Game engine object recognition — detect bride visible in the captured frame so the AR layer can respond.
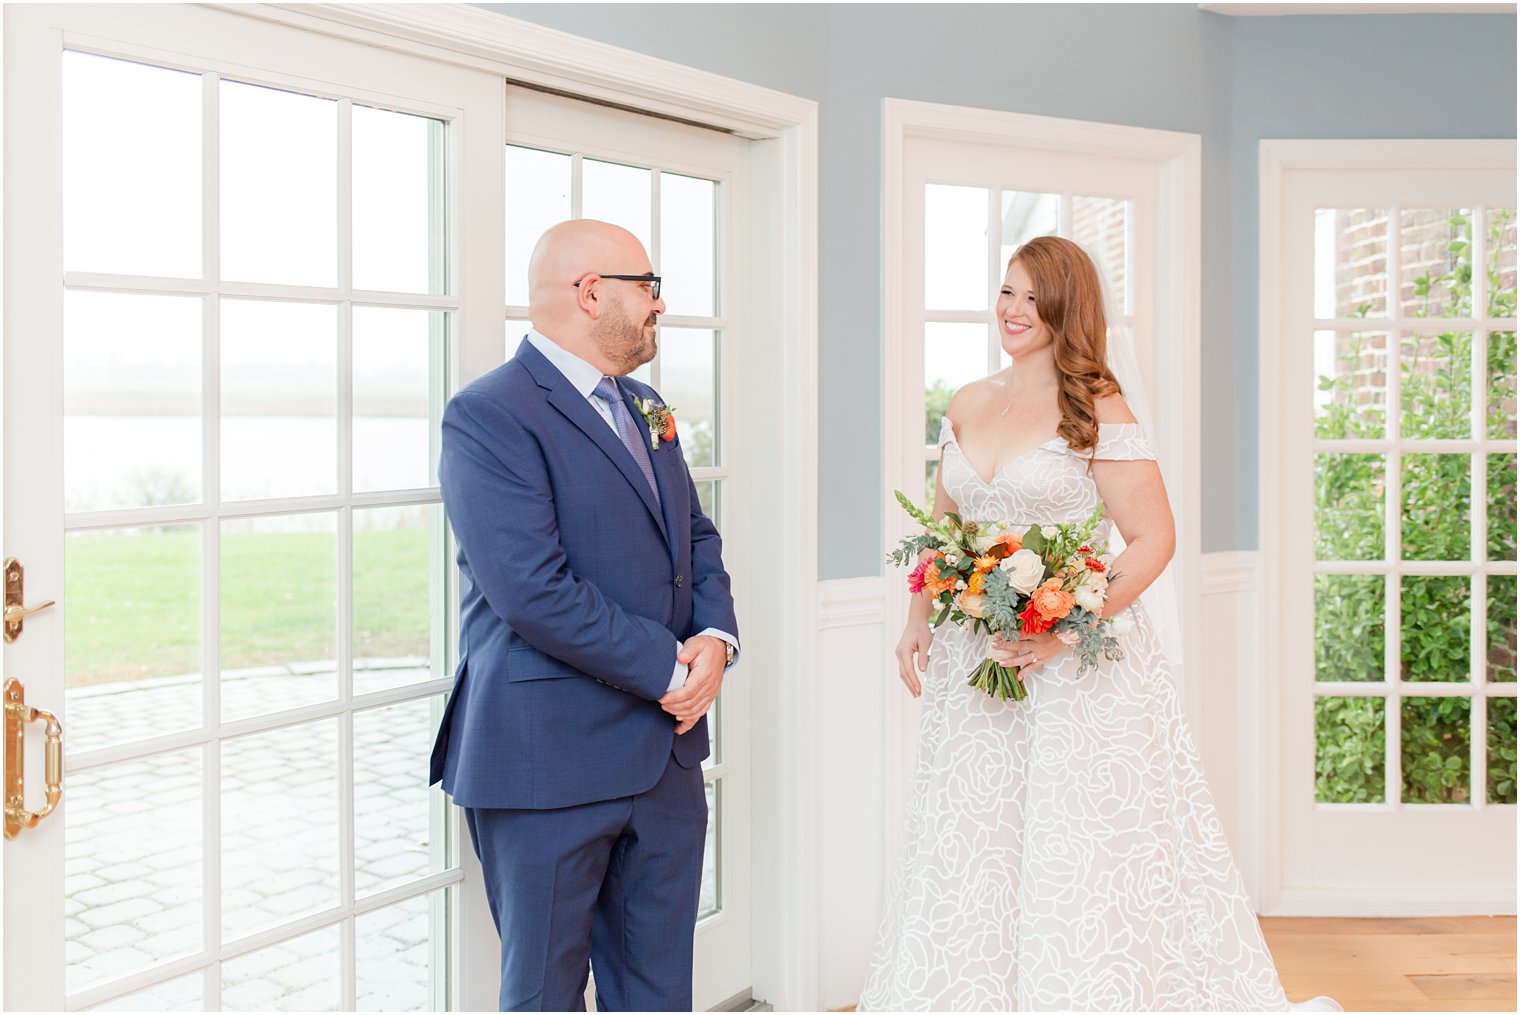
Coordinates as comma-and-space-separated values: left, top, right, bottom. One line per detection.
859, 236, 1340, 1012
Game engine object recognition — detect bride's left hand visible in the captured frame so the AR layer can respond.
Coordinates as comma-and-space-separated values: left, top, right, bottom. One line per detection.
990, 629, 1068, 677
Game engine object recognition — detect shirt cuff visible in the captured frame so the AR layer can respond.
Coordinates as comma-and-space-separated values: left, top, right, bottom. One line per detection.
667, 645, 689, 693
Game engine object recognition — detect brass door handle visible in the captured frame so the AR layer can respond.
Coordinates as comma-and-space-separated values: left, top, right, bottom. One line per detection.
3, 557, 54, 643
4, 678, 62, 839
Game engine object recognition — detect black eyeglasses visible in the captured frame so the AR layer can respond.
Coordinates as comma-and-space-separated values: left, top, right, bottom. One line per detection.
573, 273, 662, 300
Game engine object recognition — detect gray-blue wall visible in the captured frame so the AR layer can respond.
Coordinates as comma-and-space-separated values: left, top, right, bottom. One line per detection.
479, 3, 1517, 577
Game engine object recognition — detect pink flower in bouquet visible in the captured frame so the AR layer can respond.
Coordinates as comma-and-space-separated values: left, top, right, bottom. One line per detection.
907, 559, 930, 594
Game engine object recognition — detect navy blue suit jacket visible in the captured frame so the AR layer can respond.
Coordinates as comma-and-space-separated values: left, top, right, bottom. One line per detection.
429, 337, 738, 810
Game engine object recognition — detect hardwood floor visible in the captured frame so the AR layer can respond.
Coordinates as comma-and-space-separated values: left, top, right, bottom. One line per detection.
1262, 916, 1517, 1013
831, 917, 1517, 1012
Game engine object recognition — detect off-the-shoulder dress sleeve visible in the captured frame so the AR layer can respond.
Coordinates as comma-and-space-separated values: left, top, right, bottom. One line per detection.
1060, 422, 1157, 462
936, 416, 957, 450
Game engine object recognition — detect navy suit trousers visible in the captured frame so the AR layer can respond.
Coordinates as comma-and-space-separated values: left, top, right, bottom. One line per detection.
464, 753, 708, 1012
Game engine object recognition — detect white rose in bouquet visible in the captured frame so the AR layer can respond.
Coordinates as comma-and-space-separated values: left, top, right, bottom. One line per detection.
1109, 613, 1135, 636
999, 548, 1045, 594
1071, 571, 1108, 613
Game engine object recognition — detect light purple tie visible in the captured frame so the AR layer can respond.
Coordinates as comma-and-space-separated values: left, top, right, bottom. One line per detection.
593, 376, 660, 505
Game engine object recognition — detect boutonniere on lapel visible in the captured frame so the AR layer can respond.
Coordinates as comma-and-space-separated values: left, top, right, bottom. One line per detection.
634, 397, 677, 451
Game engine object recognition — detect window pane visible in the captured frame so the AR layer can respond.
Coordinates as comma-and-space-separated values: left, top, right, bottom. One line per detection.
925, 322, 991, 396
354, 506, 439, 695
925, 458, 939, 506
999, 190, 1059, 270
66, 525, 202, 755
84, 971, 203, 1011
658, 327, 717, 469
1487, 208, 1516, 318
65, 291, 202, 513
353, 105, 444, 295
1313, 330, 1386, 439
698, 779, 719, 921
1315, 575, 1384, 683
353, 307, 438, 494
1490, 574, 1517, 684
221, 922, 340, 1011
1314, 453, 1384, 561
504, 146, 571, 306
63, 52, 201, 278
222, 720, 340, 941
660, 172, 716, 317
1490, 453, 1517, 561
1072, 196, 1128, 314
1400, 331, 1471, 439
1399, 208, 1473, 319
1315, 697, 1385, 803
354, 697, 444, 896
925, 184, 990, 310
1401, 454, 1469, 561
505, 317, 530, 362
221, 300, 337, 501
66, 748, 202, 992
221, 513, 337, 721
1401, 576, 1470, 683
1314, 208, 1389, 319
1489, 330, 1516, 439
1487, 697, 1517, 804
694, 480, 717, 525
220, 80, 336, 288
357, 890, 444, 1011
582, 159, 651, 252
1401, 696, 1471, 804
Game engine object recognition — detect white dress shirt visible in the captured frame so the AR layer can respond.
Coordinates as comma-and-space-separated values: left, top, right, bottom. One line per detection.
525, 329, 738, 691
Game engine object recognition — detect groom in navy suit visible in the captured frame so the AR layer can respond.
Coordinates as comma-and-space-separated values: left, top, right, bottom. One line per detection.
430, 219, 738, 1011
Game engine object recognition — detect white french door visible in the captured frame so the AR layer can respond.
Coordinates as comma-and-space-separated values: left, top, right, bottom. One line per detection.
1263, 143, 1516, 913
882, 103, 1201, 879
499, 85, 755, 1012
3, 4, 503, 1008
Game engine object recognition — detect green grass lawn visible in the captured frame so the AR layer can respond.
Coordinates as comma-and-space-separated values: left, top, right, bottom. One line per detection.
66, 526, 430, 686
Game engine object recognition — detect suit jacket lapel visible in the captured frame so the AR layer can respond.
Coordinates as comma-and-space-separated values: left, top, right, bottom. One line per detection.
621, 386, 686, 567
518, 341, 668, 542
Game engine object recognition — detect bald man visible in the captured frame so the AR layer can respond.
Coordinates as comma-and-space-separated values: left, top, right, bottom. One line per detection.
430, 221, 738, 1011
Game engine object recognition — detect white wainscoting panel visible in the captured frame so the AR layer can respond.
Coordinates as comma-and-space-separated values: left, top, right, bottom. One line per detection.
815, 577, 886, 1010
1198, 550, 1263, 906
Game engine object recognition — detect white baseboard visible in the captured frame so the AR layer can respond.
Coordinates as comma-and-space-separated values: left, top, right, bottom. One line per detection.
1268, 885, 1518, 917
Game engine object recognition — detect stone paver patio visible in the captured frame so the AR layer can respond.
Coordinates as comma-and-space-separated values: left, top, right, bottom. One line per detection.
64, 663, 717, 1010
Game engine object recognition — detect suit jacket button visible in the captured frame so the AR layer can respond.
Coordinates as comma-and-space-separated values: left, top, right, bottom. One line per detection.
675, 575, 684, 588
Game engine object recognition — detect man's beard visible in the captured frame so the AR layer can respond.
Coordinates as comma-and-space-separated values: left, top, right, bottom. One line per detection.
592, 304, 658, 374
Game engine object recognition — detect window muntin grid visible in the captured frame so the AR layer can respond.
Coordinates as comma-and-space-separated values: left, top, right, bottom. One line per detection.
60, 49, 458, 1011
1311, 204, 1518, 810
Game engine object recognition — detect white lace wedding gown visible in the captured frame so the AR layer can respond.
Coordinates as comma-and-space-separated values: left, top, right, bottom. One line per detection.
860, 419, 1337, 1013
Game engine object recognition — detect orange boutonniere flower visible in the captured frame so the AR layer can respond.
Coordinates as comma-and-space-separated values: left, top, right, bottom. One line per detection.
634, 397, 678, 451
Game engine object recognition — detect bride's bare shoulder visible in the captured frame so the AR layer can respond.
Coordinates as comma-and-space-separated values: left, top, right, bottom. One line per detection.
1094, 391, 1138, 425
947, 374, 1004, 422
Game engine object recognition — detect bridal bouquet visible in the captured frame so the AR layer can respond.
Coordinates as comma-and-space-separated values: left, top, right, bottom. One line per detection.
888, 495, 1128, 701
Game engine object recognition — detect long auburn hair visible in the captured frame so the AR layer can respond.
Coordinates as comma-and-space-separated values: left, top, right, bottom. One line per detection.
1006, 235, 1122, 453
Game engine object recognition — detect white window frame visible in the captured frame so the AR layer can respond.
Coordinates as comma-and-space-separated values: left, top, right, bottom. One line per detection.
881, 98, 1201, 869
5, 3, 822, 1010
1257, 138, 1517, 916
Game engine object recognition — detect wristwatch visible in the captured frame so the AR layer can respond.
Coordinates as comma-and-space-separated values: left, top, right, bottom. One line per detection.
724, 642, 736, 667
